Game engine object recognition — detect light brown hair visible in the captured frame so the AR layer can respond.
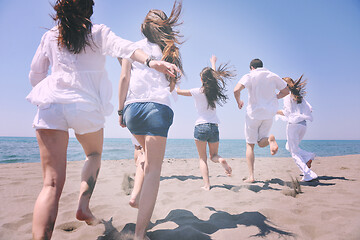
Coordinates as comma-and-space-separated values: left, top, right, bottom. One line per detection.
141, 0, 183, 83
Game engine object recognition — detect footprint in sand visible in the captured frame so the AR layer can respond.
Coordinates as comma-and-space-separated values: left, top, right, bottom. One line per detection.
56, 221, 83, 233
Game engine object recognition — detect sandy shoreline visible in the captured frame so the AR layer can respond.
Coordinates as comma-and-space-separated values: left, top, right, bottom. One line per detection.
1, 155, 360, 240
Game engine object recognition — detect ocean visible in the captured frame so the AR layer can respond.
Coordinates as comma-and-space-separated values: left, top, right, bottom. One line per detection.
0, 137, 360, 164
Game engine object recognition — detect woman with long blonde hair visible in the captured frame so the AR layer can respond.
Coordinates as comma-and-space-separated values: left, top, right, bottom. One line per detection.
118, 1, 183, 239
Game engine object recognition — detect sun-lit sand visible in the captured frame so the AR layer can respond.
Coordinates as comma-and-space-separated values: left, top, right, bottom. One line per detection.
1, 155, 360, 239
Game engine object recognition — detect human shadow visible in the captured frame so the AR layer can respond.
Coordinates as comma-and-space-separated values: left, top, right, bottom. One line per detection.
147, 207, 294, 239
211, 178, 292, 193
96, 218, 135, 240
160, 175, 202, 182
299, 175, 353, 187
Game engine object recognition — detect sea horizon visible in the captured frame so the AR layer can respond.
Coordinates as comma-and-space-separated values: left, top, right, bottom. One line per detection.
1, 136, 360, 164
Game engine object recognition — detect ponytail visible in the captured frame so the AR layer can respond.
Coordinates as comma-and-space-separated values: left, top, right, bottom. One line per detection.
283, 75, 307, 104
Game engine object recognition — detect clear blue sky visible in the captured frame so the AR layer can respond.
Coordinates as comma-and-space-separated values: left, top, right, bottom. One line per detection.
0, 0, 359, 140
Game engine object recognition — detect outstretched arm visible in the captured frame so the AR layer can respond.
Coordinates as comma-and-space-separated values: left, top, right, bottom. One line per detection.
210, 55, 217, 70
130, 49, 180, 78
118, 58, 132, 128
233, 82, 245, 109
176, 87, 192, 96
277, 86, 290, 99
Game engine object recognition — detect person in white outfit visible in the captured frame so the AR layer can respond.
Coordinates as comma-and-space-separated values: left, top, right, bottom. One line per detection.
117, 1, 183, 239
176, 55, 235, 191
277, 75, 318, 182
27, 1, 179, 239
234, 58, 289, 183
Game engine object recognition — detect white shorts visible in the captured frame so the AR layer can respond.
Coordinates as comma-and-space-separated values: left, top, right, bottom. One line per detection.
245, 115, 273, 144
33, 103, 105, 135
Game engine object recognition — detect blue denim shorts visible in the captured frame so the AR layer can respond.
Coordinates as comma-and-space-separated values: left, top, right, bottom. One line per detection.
123, 102, 174, 137
194, 123, 219, 143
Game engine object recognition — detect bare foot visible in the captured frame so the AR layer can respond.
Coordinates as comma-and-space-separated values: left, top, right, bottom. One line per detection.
129, 197, 139, 209
268, 135, 278, 155
306, 159, 312, 168
76, 209, 100, 225
219, 159, 232, 176
243, 177, 255, 183
201, 186, 210, 191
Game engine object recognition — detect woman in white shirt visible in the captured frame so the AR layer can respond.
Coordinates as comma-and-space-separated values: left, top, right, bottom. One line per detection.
27, 1, 179, 239
177, 55, 235, 191
277, 75, 318, 182
117, 1, 183, 239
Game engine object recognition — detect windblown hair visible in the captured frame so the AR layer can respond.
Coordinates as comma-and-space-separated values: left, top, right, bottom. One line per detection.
52, 0, 95, 54
200, 64, 236, 109
141, 0, 183, 83
283, 75, 307, 104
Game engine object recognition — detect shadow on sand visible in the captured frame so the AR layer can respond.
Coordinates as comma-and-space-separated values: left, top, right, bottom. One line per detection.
97, 207, 294, 240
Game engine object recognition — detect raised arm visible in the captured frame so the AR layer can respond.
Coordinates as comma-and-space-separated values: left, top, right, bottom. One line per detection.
233, 82, 245, 109
118, 58, 132, 127
210, 55, 217, 70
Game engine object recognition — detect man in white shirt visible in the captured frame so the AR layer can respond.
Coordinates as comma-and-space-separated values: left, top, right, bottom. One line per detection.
234, 59, 289, 183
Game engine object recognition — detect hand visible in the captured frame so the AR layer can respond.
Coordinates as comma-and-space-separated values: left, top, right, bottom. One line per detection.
238, 100, 244, 109
210, 55, 217, 64
149, 60, 181, 78
119, 116, 126, 128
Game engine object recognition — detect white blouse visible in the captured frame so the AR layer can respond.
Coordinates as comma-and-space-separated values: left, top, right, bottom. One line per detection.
190, 87, 220, 125
282, 94, 313, 123
124, 38, 173, 108
26, 24, 137, 116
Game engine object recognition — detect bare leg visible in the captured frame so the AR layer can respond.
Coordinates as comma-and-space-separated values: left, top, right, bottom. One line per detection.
129, 135, 146, 208
208, 142, 232, 176
32, 129, 69, 240
130, 151, 145, 208
258, 134, 278, 155
195, 140, 210, 190
134, 135, 166, 240
244, 143, 255, 183
75, 129, 103, 225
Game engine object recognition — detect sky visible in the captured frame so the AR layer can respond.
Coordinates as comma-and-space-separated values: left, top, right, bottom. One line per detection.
0, 0, 359, 140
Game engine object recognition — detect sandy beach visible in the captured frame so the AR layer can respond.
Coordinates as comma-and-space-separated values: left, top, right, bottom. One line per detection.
1, 154, 360, 240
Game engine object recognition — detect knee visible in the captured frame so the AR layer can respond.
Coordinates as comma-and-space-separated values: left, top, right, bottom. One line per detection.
43, 175, 65, 197
86, 152, 102, 161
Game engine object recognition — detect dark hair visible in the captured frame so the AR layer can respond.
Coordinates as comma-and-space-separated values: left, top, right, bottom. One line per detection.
250, 59, 263, 69
52, 0, 95, 54
200, 64, 236, 109
141, 0, 183, 83
283, 75, 307, 104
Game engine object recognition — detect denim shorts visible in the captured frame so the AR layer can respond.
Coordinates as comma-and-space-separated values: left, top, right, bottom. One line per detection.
194, 123, 219, 143
123, 102, 174, 137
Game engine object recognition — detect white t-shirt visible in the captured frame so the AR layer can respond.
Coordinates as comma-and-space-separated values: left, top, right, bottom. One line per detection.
124, 38, 173, 109
282, 95, 313, 123
26, 24, 136, 116
190, 87, 220, 125
239, 67, 287, 120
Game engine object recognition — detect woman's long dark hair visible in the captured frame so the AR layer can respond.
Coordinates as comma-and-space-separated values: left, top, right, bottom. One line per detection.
200, 64, 236, 109
52, 0, 94, 54
141, 0, 183, 84
283, 75, 307, 104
